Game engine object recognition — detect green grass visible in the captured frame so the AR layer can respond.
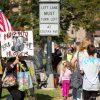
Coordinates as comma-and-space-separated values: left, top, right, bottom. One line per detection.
36, 89, 57, 100
1, 88, 29, 100
1, 87, 63, 100
1, 89, 9, 100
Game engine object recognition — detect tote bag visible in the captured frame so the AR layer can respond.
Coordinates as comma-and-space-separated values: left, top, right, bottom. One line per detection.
17, 71, 33, 91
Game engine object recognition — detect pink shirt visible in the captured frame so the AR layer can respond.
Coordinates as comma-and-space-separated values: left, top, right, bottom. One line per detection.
59, 68, 72, 82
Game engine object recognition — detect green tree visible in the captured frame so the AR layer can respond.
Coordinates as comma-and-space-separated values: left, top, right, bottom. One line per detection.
1, 0, 100, 43
60, 0, 100, 32
1, 0, 40, 43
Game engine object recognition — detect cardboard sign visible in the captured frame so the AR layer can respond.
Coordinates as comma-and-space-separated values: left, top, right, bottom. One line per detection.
1, 31, 34, 57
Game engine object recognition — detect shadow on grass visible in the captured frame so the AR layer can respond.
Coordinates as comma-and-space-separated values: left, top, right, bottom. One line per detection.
36, 94, 53, 100
1, 94, 9, 99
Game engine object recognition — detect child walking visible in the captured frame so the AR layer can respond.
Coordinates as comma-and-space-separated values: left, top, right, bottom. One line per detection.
58, 60, 72, 100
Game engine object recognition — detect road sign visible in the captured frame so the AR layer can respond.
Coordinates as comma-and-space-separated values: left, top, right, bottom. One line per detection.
39, 0, 60, 2
40, 24, 59, 36
40, 3, 59, 23
39, 3, 59, 36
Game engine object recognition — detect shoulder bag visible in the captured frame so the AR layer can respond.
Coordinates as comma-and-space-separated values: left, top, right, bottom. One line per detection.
2, 68, 17, 88
17, 63, 33, 91
71, 52, 83, 89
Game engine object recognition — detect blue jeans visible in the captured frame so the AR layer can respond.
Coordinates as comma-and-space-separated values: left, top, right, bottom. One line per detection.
72, 88, 82, 99
6, 95, 12, 100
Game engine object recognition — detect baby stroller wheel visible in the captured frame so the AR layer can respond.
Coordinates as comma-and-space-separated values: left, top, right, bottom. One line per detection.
43, 84, 47, 88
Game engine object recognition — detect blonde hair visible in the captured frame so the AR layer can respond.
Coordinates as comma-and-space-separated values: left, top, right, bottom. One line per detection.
79, 37, 91, 51
57, 60, 71, 74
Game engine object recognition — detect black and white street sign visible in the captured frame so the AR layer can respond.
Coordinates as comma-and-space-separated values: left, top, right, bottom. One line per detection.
39, 0, 60, 2
39, 2, 60, 36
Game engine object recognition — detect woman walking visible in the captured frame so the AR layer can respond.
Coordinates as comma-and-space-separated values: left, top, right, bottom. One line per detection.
80, 44, 100, 100
5, 55, 28, 100
71, 37, 92, 100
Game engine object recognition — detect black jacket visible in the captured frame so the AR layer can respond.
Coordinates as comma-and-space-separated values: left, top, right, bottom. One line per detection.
6, 57, 28, 78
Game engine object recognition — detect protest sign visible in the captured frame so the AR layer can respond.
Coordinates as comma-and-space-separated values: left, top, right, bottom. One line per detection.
1, 31, 34, 57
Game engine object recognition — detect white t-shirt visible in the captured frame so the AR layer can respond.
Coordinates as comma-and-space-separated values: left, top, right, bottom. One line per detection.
81, 57, 100, 91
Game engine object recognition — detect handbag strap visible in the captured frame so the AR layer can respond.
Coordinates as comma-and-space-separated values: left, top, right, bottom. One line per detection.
76, 52, 80, 70
75, 52, 81, 77
18, 62, 26, 72
2, 68, 7, 81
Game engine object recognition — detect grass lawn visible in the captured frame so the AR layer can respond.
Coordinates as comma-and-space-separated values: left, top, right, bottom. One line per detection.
1, 87, 100, 100
1, 86, 63, 100
1, 88, 9, 100
35, 87, 62, 100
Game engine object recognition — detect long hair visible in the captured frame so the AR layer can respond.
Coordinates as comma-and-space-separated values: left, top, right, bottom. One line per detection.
79, 37, 92, 51
57, 60, 65, 75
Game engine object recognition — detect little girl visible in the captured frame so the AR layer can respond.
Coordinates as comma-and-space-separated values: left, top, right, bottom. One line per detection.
58, 60, 72, 100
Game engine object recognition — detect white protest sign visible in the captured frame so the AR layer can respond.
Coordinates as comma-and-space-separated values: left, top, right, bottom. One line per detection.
1, 31, 34, 57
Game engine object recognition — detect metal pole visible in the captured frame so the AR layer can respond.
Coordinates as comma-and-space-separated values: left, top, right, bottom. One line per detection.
46, 36, 53, 74
46, 36, 54, 88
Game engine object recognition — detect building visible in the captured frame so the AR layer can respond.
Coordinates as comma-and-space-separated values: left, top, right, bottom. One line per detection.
93, 30, 100, 47
67, 24, 86, 42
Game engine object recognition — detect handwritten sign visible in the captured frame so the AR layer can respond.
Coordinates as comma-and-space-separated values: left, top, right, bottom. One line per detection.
1, 31, 34, 57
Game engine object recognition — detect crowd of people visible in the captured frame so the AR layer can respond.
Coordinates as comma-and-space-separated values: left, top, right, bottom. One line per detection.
56, 37, 100, 100
0, 37, 99, 100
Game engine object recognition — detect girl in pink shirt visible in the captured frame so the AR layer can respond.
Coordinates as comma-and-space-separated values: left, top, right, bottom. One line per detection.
59, 60, 72, 100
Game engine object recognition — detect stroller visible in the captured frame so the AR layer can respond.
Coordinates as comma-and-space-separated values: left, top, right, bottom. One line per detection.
35, 69, 48, 89
39, 72, 48, 88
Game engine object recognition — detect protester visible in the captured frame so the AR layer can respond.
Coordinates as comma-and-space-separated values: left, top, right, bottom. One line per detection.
80, 44, 100, 100
5, 55, 28, 100
0, 57, 7, 99
24, 56, 36, 97
71, 37, 92, 100
58, 60, 72, 100
0, 64, 2, 99
52, 44, 62, 72
66, 50, 73, 62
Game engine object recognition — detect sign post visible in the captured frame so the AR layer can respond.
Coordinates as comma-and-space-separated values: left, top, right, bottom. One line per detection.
39, 0, 60, 88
